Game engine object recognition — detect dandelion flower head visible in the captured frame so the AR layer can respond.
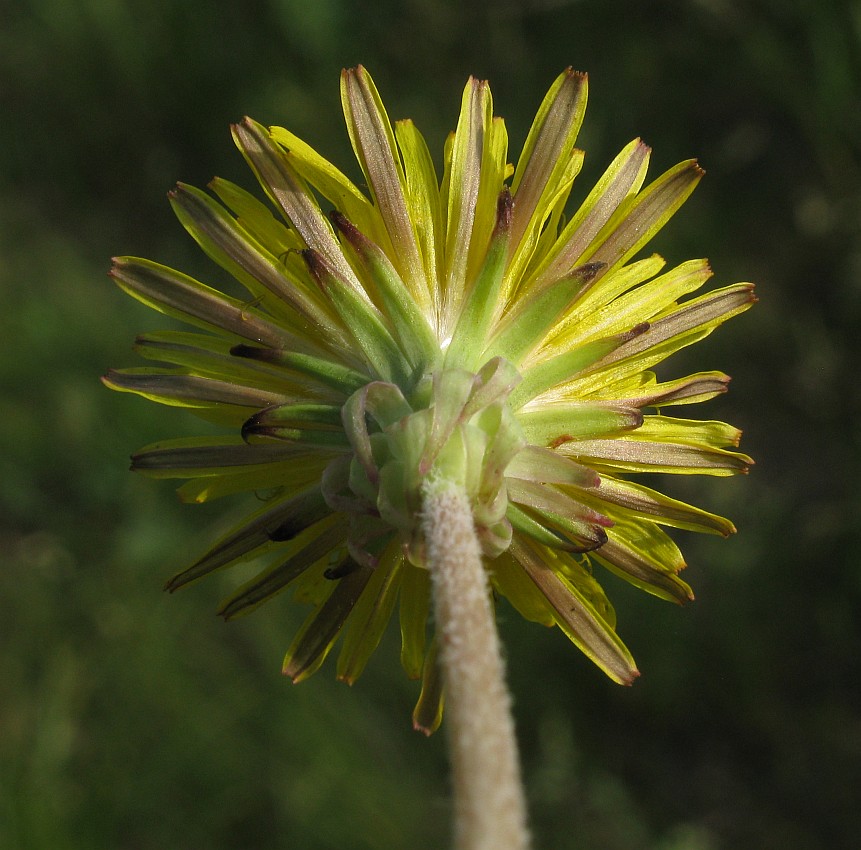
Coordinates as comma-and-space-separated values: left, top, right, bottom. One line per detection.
105, 67, 755, 733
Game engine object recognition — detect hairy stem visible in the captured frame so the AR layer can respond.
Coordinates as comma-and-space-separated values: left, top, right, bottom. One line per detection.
421, 477, 530, 850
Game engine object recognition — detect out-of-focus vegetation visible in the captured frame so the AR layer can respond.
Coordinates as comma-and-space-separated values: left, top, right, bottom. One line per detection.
2, 1, 859, 848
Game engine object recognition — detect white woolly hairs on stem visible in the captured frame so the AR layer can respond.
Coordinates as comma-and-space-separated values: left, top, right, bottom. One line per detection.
421, 476, 530, 850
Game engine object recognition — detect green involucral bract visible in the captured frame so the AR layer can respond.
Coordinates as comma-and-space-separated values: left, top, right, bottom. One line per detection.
105, 65, 755, 734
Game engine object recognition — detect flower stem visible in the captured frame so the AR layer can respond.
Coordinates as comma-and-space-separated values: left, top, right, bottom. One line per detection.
421, 477, 531, 850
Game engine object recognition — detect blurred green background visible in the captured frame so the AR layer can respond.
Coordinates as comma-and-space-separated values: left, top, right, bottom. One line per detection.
2, 0, 859, 848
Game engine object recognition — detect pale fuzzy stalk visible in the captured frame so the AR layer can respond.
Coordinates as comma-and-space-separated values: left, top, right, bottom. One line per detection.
421, 478, 531, 850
